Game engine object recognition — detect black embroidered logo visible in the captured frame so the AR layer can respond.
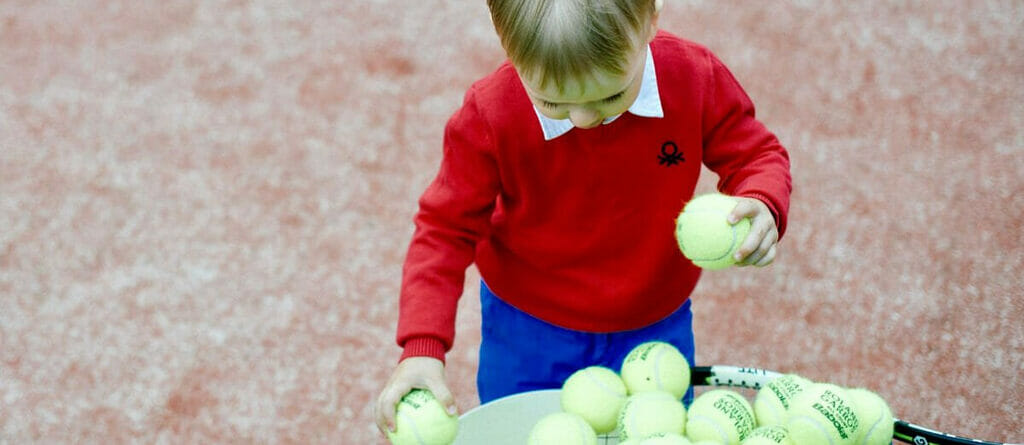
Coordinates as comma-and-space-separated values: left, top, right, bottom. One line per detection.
658, 141, 684, 166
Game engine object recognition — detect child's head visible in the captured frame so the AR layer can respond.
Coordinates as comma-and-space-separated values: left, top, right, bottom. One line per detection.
487, 0, 662, 128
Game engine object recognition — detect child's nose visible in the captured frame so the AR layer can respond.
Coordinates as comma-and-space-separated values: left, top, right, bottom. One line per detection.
569, 107, 602, 129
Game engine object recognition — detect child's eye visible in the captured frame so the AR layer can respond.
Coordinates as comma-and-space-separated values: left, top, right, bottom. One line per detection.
540, 100, 560, 108
601, 92, 624, 104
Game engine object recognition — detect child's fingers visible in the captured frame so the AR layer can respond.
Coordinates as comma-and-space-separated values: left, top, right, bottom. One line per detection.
727, 199, 760, 224
426, 379, 458, 416
376, 372, 456, 437
376, 383, 410, 434
735, 216, 778, 265
754, 244, 777, 267
740, 235, 778, 266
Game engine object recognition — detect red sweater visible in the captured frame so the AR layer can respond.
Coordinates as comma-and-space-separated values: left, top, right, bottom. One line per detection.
398, 31, 792, 361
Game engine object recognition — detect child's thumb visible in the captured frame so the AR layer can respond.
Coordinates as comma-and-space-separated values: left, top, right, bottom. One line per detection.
728, 199, 755, 224
428, 381, 458, 416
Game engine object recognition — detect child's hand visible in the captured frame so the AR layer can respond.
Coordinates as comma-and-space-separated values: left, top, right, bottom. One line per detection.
375, 356, 456, 435
728, 197, 779, 267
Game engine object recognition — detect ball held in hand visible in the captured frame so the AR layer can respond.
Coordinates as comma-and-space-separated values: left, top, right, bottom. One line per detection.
674, 193, 750, 270
386, 389, 458, 445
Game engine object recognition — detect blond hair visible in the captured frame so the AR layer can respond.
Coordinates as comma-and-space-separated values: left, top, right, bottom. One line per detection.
488, 0, 657, 92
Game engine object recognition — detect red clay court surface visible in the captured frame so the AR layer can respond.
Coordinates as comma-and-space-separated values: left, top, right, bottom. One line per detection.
1, 1, 1021, 444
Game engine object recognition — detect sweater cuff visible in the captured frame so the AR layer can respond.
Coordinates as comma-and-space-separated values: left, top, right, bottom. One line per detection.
400, 337, 447, 364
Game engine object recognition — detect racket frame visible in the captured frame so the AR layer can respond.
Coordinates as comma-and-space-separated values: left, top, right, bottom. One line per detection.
691, 365, 1009, 445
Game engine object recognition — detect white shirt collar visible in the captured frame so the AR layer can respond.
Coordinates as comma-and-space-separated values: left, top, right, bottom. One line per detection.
533, 44, 664, 141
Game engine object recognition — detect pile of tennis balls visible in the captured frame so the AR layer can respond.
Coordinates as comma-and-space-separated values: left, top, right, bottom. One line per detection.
528, 341, 894, 445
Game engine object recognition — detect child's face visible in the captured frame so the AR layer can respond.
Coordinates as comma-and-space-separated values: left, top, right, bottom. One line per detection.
519, 43, 648, 130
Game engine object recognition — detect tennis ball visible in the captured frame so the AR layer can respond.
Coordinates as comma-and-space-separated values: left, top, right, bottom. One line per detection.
618, 391, 687, 441
640, 432, 694, 444
785, 383, 860, 445
742, 425, 795, 445
527, 412, 598, 445
753, 374, 813, 426
560, 366, 628, 433
674, 193, 750, 270
685, 389, 756, 445
620, 341, 691, 399
846, 388, 894, 445
386, 389, 458, 445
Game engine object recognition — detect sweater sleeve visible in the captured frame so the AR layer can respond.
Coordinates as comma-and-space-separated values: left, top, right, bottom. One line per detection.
700, 53, 793, 237
396, 86, 500, 362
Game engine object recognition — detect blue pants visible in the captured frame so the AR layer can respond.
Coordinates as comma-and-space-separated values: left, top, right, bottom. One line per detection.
477, 281, 695, 405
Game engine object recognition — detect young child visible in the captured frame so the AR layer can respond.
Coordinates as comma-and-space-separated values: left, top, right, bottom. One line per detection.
376, 0, 791, 434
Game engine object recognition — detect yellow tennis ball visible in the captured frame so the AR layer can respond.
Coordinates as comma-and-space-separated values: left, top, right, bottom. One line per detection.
527, 412, 598, 445
753, 374, 813, 426
785, 384, 860, 445
620, 341, 691, 399
846, 388, 894, 445
561, 366, 628, 434
640, 432, 694, 444
742, 425, 795, 445
618, 391, 687, 441
674, 193, 750, 270
386, 389, 458, 445
685, 389, 757, 445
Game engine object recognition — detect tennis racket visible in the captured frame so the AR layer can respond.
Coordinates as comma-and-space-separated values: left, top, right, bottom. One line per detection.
694, 365, 1015, 445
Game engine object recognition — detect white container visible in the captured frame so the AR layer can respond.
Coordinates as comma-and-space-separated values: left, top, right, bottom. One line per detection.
453, 389, 621, 445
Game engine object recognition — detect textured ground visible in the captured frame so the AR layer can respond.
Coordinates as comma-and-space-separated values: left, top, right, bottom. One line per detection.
1, 1, 1021, 444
